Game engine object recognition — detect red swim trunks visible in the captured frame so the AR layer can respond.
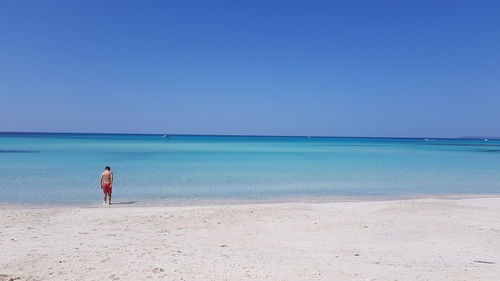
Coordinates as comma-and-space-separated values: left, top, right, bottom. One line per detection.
102, 183, 112, 194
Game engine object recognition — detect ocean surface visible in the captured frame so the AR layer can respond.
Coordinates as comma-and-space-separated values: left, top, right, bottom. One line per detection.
1, 133, 500, 203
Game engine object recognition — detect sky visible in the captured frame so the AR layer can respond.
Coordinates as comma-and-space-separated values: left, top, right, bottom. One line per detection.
0, 0, 499, 137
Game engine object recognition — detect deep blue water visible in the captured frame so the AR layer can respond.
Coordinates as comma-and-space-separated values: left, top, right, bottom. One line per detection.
1, 133, 499, 203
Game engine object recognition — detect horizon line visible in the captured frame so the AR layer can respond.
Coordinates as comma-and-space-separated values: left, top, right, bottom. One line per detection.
0, 131, 498, 140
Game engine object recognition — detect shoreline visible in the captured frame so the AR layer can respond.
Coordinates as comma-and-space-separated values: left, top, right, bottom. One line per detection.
1, 192, 500, 208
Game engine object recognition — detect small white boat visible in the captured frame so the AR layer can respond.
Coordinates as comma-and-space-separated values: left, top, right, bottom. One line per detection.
162, 135, 169, 138
484, 138, 489, 142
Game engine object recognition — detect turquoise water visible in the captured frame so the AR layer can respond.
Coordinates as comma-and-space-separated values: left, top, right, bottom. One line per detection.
1, 133, 500, 203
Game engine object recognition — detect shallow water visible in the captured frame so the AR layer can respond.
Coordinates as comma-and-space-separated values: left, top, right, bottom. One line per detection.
1, 133, 499, 203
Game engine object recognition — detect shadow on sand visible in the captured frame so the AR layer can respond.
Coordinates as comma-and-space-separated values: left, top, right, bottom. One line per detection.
110, 201, 137, 205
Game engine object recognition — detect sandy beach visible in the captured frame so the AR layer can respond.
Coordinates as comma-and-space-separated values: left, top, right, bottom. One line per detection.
1, 197, 500, 281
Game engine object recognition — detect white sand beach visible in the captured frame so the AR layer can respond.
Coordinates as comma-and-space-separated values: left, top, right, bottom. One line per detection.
1, 197, 500, 281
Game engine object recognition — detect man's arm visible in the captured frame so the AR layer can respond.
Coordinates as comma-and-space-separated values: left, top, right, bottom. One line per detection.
110, 172, 113, 186
100, 174, 103, 188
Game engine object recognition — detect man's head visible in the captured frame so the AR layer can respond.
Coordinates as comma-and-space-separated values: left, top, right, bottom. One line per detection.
105, 166, 111, 171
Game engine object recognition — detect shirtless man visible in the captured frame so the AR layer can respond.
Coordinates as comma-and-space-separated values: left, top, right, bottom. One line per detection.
100, 166, 113, 205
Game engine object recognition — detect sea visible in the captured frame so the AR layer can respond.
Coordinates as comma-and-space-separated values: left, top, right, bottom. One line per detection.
1, 132, 499, 204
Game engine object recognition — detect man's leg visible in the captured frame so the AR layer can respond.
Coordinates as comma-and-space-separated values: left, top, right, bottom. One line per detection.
108, 193, 111, 205
103, 193, 107, 203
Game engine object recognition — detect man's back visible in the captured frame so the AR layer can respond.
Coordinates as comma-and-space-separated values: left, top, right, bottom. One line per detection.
101, 171, 113, 183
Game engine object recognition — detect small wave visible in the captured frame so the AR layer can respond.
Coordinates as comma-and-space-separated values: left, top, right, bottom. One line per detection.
0, 150, 39, 153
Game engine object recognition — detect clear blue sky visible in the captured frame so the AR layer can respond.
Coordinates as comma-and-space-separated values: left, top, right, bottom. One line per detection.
0, 0, 499, 137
